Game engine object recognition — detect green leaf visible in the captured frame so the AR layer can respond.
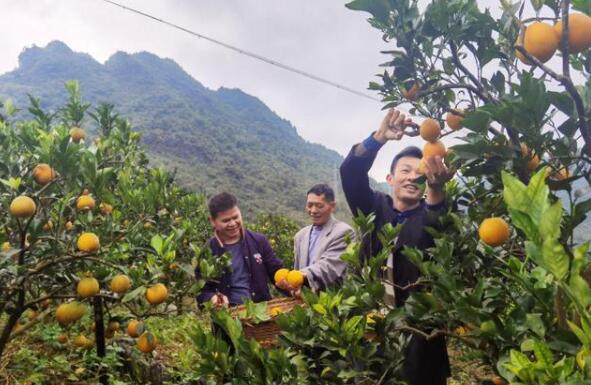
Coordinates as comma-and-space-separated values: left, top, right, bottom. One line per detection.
502, 171, 528, 211
539, 200, 563, 240
525, 314, 546, 337
345, 0, 391, 23
542, 238, 569, 281
533, 340, 553, 367
462, 109, 491, 134
568, 320, 591, 346
548, 91, 575, 115
570, 275, 591, 308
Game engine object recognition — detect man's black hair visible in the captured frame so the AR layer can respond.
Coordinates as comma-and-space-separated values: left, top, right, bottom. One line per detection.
208, 192, 238, 218
390, 146, 423, 174
307, 183, 335, 202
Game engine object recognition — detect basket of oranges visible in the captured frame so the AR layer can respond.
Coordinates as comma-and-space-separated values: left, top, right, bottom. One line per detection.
229, 269, 305, 347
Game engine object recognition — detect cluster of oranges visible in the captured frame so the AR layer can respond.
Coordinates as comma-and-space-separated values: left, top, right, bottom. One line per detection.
273, 268, 304, 289
416, 111, 463, 174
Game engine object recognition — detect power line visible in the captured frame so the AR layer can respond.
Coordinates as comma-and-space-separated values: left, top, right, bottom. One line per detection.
99, 0, 381, 102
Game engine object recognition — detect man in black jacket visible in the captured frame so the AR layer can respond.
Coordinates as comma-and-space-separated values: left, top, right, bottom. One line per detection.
340, 108, 455, 385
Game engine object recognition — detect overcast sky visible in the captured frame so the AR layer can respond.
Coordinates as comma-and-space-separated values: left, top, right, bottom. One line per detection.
0, 0, 556, 182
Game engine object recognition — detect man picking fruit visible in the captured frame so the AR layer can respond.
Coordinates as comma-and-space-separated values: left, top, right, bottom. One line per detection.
195, 192, 284, 307
340, 108, 455, 385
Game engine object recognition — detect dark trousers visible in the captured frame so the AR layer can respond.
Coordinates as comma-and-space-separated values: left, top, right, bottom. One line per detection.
404, 334, 450, 385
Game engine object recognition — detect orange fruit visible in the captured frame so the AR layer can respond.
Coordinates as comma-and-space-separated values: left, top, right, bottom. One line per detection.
127, 320, 144, 338
554, 13, 591, 53
520, 144, 541, 171
274, 268, 289, 284
69, 127, 86, 143
479, 217, 510, 247
110, 274, 131, 294
77, 232, 100, 253
65, 221, 74, 231
76, 195, 96, 211
401, 82, 419, 101
57, 334, 69, 344
137, 332, 158, 353
419, 118, 441, 142
446, 109, 464, 130
55, 302, 86, 325
423, 140, 446, 158
270, 307, 283, 317
521, 22, 559, 63
10, 196, 36, 218
43, 220, 53, 231
143, 222, 153, 229
145, 283, 168, 305
1, 242, 10, 252
287, 270, 305, 288
99, 202, 113, 215
108, 321, 120, 332
491, 376, 506, 385
77, 277, 100, 298
32, 163, 56, 185
74, 334, 91, 348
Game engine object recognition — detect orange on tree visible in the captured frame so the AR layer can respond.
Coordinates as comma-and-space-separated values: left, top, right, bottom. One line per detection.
287, 270, 305, 288
401, 82, 420, 101
55, 301, 86, 325
43, 220, 53, 231
1, 242, 10, 252
69, 127, 86, 143
145, 283, 168, 305
554, 13, 591, 54
446, 109, 464, 130
274, 268, 289, 284
520, 144, 541, 171
77, 232, 100, 253
479, 217, 511, 247
423, 140, 446, 158
519, 22, 559, 63
108, 321, 120, 332
110, 274, 131, 294
65, 221, 74, 231
127, 319, 144, 338
9, 196, 36, 218
76, 195, 96, 211
419, 118, 441, 142
99, 202, 113, 215
77, 276, 100, 298
32, 163, 56, 185
74, 334, 91, 348
137, 332, 158, 353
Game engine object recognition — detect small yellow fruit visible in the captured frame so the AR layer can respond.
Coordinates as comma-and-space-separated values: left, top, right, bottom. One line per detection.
401, 82, 419, 101
33, 163, 56, 185
419, 118, 441, 143
70, 127, 86, 143
74, 334, 91, 348
55, 302, 86, 325
108, 321, 120, 332
10, 196, 37, 218
76, 195, 96, 211
143, 222, 153, 229
77, 232, 100, 253
520, 144, 541, 171
77, 277, 100, 298
99, 203, 113, 215
287, 270, 305, 288
479, 217, 511, 247
27, 310, 37, 321
423, 140, 447, 158
274, 268, 289, 284
65, 221, 74, 231
554, 13, 591, 54
270, 307, 283, 317
43, 220, 53, 231
145, 283, 168, 305
1, 242, 10, 252
110, 274, 131, 294
446, 109, 464, 130
127, 320, 144, 338
137, 332, 158, 353
57, 334, 69, 344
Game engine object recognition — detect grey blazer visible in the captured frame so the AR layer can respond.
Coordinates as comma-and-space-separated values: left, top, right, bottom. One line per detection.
293, 216, 354, 291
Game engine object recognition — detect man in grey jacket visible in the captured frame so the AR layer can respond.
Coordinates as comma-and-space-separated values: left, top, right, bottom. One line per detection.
290, 184, 354, 292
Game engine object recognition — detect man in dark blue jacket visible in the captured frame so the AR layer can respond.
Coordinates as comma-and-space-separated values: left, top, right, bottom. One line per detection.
340, 108, 455, 385
196, 192, 284, 307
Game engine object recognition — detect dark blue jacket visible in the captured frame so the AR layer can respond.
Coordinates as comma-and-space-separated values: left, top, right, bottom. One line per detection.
195, 229, 284, 305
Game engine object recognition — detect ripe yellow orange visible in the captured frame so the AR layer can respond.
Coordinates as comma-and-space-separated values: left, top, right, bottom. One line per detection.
137, 332, 158, 353
520, 144, 541, 171
274, 268, 289, 284
70, 127, 86, 143
74, 334, 91, 348
43, 220, 53, 231
99, 202, 113, 215
521, 22, 559, 63
77, 277, 100, 298
401, 82, 419, 101
10, 196, 36, 218
65, 221, 74, 231
33, 163, 56, 185
76, 195, 96, 211
419, 118, 441, 142
145, 283, 168, 305
1, 242, 10, 252
423, 140, 447, 158
446, 109, 464, 130
77, 232, 100, 253
287, 270, 305, 288
55, 302, 86, 325
127, 319, 144, 338
554, 13, 591, 53
479, 217, 510, 247
270, 307, 283, 317
110, 274, 131, 294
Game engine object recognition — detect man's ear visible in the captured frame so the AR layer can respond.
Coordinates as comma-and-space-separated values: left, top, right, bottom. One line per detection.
329, 201, 337, 213
208, 216, 215, 228
386, 173, 395, 186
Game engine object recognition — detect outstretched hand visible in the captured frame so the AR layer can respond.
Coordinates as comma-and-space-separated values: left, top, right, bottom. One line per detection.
374, 108, 419, 144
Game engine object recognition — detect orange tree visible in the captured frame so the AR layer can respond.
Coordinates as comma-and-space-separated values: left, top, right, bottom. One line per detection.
0, 81, 228, 379
186, 1, 591, 384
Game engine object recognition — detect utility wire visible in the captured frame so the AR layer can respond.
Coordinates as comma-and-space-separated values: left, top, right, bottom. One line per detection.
99, 0, 381, 102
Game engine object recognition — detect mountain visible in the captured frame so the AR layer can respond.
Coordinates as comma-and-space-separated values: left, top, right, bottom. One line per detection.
0, 41, 367, 221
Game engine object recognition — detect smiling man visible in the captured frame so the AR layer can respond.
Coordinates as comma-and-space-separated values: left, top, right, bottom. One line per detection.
286, 184, 354, 292
195, 192, 284, 307
340, 108, 455, 385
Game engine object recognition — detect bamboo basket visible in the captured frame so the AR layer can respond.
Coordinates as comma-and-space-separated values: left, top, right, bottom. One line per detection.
230, 297, 304, 348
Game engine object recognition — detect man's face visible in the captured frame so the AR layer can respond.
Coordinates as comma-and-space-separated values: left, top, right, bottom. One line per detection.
387, 156, 423, 204
210, 206, 243, 241
306, 193, 335, 226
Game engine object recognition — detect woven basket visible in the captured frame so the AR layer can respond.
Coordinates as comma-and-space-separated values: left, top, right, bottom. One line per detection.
230, 297, 304, 348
